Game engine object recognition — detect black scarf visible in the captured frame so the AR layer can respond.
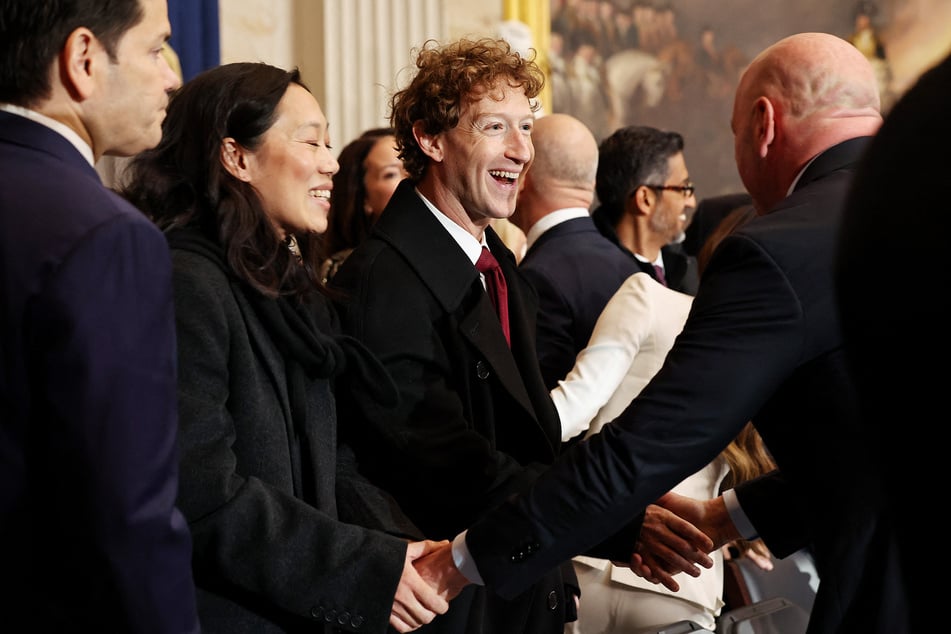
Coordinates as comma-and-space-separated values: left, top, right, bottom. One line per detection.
166, 227, 399, 427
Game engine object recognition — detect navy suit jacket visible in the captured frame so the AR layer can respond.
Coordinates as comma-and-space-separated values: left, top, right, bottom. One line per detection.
519, 215, 641, 390
0, 111, 199, 632
333, 180, 574, 634
464, 138, 907, 633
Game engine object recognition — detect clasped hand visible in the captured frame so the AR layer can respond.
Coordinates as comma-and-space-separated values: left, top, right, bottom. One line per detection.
390, 539, 469, 632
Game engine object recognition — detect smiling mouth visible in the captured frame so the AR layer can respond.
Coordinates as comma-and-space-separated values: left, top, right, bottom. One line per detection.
311, 190, 331, 201
489, 170, 519, 185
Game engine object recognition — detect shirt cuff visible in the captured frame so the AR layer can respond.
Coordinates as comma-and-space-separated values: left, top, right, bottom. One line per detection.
722, 488, 759, 540
451, 530, 485, 585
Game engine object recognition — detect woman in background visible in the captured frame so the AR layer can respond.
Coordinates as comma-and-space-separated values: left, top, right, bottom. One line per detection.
321, 127, 407, 282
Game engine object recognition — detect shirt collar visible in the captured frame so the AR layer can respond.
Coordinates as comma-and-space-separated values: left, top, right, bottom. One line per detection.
787, 153, 821, 196
416, 187, 488, 264
525, 207, 590, 250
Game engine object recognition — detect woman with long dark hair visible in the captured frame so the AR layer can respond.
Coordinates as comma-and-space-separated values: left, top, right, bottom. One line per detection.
120, 61, 446, 633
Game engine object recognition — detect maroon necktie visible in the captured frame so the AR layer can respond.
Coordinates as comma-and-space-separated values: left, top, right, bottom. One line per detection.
653, 264, 668, 287
476, 247, 510, 346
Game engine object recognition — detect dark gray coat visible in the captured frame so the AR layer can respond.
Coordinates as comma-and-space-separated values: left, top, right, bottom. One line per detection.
170, 229, 409, 633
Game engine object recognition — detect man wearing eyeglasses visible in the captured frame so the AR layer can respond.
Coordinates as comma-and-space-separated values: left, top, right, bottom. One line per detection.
590, 125, 699, 295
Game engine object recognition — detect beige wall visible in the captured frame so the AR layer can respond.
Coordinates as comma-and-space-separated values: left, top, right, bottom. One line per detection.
218, 0, 502, 150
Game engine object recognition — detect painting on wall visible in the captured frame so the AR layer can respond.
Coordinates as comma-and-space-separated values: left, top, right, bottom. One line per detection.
549, 0, 951, 197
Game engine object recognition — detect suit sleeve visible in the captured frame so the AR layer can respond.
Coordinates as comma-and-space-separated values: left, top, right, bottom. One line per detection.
37, 215, 199, 633
734, 470, 812, 557
465, 233, 808, 598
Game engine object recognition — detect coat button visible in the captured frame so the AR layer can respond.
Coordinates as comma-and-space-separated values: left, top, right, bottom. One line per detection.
548, 590, 558, 610
310, 605, 323, 619
476, 360, 489, 379
338, 611, 351, 625
324, 608, 337, 623
351, 614, 365, 629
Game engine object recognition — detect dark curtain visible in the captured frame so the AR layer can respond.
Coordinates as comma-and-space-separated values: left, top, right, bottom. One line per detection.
167, 0, 220, 82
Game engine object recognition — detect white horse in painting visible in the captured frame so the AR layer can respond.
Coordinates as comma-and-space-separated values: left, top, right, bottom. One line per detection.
602, 48, 669, 128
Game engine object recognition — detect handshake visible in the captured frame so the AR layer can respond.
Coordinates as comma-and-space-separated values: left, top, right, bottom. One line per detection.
388, 492, 752, 632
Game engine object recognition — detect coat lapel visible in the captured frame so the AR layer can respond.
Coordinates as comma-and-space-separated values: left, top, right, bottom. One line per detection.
373, 182, 540, 424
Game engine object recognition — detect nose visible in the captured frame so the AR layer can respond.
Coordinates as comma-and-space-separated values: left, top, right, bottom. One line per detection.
506, 129, 533, 165
160, 44, 182, 92
320, 152, 340, 177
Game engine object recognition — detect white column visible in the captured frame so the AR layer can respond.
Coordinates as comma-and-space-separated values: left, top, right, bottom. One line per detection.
306, 0, 446, 149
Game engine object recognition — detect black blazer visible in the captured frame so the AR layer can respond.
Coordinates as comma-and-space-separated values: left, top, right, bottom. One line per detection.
835, 51, 951, 633
0, 111, 198, 632
519, 215, 641, 390
333, 180, 573, 634
464, 138, 907, 633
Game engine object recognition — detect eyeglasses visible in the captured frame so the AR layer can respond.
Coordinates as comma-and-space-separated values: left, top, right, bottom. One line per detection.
644, 182, 696, 198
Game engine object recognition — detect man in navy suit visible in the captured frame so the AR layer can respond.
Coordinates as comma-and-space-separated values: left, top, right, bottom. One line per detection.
590, 125, 700, 296
511, 113, 640, 393
0, 1, 198, 631
416, 32, 909, 633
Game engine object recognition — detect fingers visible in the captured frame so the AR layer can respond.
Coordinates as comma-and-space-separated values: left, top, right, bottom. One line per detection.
412, 540, 470, 602
639, 508, 714, 571
633, 553, 681, 591
660, 512, 715, 555
390, 542, 451, 631
742, 543, 774, 571
406, 539, 451, 559
389, 609, 418, 632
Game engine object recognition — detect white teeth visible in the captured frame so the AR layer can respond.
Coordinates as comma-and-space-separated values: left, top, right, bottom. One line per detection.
311, 190, 331, 200
489, 170, 519, 180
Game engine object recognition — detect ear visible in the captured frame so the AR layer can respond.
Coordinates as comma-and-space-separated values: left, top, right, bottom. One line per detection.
221, 138, 253, 182
61, 27, 102, 101
413, 120, 443, 163
629, 184, 654, 216
753, 96, 776, 159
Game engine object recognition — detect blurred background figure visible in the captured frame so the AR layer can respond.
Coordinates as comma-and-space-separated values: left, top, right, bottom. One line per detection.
847, 1, 894, 109
321, 127, 407, 283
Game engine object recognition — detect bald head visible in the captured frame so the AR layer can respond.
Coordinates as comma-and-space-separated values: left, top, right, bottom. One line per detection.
513, 113, 599, 232
732, 32, 883, 213
531, 113, 599, 188
741, 32, 881, 119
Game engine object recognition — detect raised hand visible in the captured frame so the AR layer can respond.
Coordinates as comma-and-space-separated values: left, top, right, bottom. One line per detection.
389, 540, 451, 632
